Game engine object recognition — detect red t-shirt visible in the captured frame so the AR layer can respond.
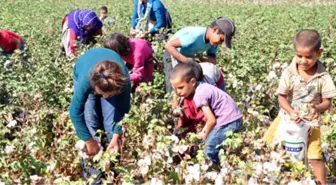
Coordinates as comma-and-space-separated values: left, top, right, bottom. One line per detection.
0, 30, 24, 53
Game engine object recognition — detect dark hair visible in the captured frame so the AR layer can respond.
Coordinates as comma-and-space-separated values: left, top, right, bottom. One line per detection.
294, 29, 321, 51
188, 61, 203, 81
90, 60, 128, 94
100, 6, 108, 12
170, 62, 198, 82
104, 33, 131, 56
210, 20, 224, 35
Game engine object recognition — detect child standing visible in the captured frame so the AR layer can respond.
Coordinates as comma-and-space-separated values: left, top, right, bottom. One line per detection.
170, 62, 242, 163
264, 29, 336, 184
99, 6, 114, 25
103, 33, 154, 92
164, 17, 235, 93
61, 9, 103, 58
0, 30, 24, 56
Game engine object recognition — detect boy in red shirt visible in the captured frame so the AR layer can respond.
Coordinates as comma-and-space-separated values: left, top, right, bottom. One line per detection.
0, 30, 24, 56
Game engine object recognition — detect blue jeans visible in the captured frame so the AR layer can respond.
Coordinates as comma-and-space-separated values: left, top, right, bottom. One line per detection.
204, 118, 242, 164
73, 80, 130, 183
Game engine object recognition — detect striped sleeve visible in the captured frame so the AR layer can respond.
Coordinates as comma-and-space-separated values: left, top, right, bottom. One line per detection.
276, 69, 291, 95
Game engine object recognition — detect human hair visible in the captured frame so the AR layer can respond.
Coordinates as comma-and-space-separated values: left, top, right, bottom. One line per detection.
104, 33, 131, 56
210, 20, 224, 35
294, 29, 321, 52
90, 60, 128, 94
170, 62, 198, 82
100, 6, 108, 12
188, 61, 203, 81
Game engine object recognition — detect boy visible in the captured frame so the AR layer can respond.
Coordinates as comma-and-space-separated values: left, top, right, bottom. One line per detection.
99, 6, 114, 25
264, 29, 336, 184
170, 62, 242, 163
172, 62, 226, 138
164, 17, 235, 93
0, 30, 24, 56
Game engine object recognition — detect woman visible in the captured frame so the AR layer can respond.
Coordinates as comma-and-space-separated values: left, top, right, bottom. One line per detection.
69, 47, 131, 182
62, 9, 103, 58
130, 0, 172, 39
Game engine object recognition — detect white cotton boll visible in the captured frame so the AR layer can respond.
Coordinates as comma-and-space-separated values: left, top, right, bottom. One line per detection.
7, 120, 17, 128
172, 145, 188, 154
232, 79, 238, 88
248, 87, 254, 93
205, 172, 217, 181
75, 140, 86, 150
0, 181, 5, 185
255, 84, 262, 91
288, 180, 302, 185
281, 63, 288, 70
4, 60, 12, 68
201, 164, 209, 171
150, 178, 163, 185
248, 177, 257, 185
122, 181, 134, 185
168, 135, 179, 144
47, 162, 57, 172
272, 62, 281, 69
321, 142, 328, 150
5, 145, 15, 154
215, 176, 224, 185
267, 71, 278, 81
30, 175, 42, 181
186, 164, 201, 182
332, 114, 336, 121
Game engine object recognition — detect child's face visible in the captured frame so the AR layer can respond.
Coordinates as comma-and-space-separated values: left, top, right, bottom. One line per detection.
209, 27, 225, 46
294, 46, 322, 72
100, 10, 107, 18
170, 77, 197, 98
84, 24, 94, 30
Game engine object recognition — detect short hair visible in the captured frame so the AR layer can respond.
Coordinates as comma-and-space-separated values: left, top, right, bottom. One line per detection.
170, 62, 198, 82
104, 33, 131, 56
100, 6, 108, 12
188, 61, 203, 81
90, 60, 128, 94
294, 29, 321, 51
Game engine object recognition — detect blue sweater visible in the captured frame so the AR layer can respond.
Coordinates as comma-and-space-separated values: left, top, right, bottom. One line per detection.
69, 48, 131, 141
131, 0, 169, 33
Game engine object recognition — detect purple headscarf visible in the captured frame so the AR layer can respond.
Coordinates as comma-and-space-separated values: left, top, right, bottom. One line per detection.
67, 9, 102, 43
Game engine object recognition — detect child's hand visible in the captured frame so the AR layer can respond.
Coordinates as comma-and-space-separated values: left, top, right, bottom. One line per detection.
130, 28, 137, 36
85, 138, 100, 157
198, 130, 207, 141
310, 104, 320, 121
290, 110, 301, 123
107, 138, 120, 153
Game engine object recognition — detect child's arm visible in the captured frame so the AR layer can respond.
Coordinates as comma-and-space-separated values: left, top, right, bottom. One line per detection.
165, 39, 194, 63
199, 106, 216, 140
312, 98, 331, 113
278, 94, 301, 123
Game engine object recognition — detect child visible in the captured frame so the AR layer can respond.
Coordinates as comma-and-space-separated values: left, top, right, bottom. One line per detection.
61, 9, 103, 58
69, 47, 131, 182
164, 17, 235, 93
263, 29, 336, 184
0, 30, 24, 56
103, 33, 154, 92
130, 0, 172, 39
99, 6, 114, 25
170, 62, 243, 163
173, 62, 226, 138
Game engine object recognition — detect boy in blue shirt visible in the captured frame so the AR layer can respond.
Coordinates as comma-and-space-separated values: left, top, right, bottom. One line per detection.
164, 17, 235, 93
